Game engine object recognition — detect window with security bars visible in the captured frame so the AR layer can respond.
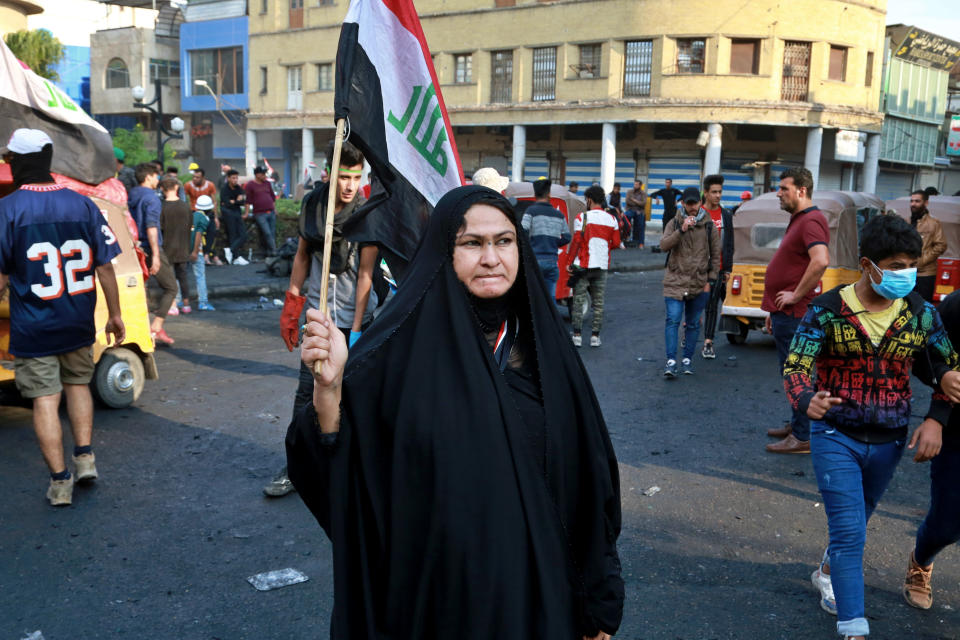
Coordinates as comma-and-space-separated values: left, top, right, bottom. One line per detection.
623, 40, 652, 96
531, 46, 556, 101
676, 38, 705, 73
490, 50, 512, 102
150, 58, 179, 86
454, 53, 472, 84
578, 43, 601, 78
106, 58, 129, 89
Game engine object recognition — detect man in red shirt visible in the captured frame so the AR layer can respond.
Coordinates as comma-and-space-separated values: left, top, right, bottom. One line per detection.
567, 185, 620, 347
762, 167, 830, 454
244, 166, 278, 257
183, 167, 221, 265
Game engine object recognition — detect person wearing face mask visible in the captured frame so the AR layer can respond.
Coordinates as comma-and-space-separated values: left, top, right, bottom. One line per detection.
782, 214, 960, 640
286, 185, 624, 640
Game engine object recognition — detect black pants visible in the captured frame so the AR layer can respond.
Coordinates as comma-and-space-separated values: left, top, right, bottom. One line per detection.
915, 275, 936, 303
703, 274, 728, 341
171, 261, 196, 301
221, 207, 247, 258
204, 212, 220, 259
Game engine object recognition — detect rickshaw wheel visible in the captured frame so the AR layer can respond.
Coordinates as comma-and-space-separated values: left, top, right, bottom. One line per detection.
92, 347, 145, 408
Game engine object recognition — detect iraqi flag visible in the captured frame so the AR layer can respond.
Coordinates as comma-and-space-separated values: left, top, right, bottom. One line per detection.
336, 0, 464, 280
0, 39, 115, 185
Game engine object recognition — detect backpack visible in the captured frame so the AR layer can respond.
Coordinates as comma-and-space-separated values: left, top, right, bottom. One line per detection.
609, 207, 631, 241
265, 237, 299, 277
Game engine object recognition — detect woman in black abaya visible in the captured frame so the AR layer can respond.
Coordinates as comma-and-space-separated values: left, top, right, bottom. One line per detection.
286, 185, 623, 639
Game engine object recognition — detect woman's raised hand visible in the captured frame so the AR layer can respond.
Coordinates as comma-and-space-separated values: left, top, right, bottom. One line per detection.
301, 308, 349, 390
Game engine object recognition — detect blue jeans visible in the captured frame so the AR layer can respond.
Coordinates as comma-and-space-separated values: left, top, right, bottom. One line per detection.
771, 311, 811, 441
664, 291, 709, 361
253, 211, 277, 256
537, 260, 559, 300
192, 256, 208, 305
810, 420, 905, 637
915, 442, 960, 566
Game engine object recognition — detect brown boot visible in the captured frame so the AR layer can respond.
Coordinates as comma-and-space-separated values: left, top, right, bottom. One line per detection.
903, 552, 933, 609
765, 433, 810, 454
767, 423, 792, 438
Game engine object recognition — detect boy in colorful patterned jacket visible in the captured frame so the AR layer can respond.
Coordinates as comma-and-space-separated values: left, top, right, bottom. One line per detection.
783, 214, 960, 640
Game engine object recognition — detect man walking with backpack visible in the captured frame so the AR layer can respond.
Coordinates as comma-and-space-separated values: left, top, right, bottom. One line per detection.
661, 186, 721, 377
267, 140, 378, 497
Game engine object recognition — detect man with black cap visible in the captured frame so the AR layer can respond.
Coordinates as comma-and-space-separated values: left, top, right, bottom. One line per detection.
660, 185, 721, 378
0, 128, 125, 506
521, 177, 570, 300
244, 165, 278, 257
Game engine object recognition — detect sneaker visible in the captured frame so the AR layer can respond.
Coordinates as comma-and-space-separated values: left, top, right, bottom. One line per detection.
46, 475, 74, 506
152, 328, 175, 346
263, 467, 296, 497
701, 341, 716, 359
167, 305, 179, 316
198, 302, 216, 312
811, 567, 838, 615
204, 256, 212, 265
572, 334, 582, 347
181, 305, 192, 314
903, 552, 933, 609
211, 256, 224, 266
663, 359, 678, 378
224, 248, 233, 264
681, 358, 694, 375
233, 256, 250, 266
590, 335, 601, 347
73, 453, 98, 483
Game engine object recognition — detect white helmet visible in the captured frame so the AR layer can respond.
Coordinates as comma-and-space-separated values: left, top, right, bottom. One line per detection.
196, 194, 215, 211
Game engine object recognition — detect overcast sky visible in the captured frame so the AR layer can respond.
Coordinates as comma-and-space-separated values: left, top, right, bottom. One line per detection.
886, 0, 960, 41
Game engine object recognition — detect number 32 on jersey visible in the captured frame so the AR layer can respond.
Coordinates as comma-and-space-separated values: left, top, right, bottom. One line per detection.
27, 239, 96, 299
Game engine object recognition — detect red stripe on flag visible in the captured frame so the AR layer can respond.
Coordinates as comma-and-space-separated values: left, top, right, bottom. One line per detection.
379, 0, 464, 184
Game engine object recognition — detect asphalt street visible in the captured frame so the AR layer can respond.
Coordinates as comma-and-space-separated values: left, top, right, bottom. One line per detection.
2, 270, 959, 639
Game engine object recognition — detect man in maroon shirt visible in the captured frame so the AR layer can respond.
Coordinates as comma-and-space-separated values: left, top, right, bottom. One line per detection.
762, 167, 829, 454
244, 166, 278, 257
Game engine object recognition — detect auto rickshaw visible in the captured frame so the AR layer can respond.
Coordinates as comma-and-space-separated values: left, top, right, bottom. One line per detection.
503, 181, 587, 309
719, 190, 886, 343
885, 196, 960, 303
0, 169, 158, 408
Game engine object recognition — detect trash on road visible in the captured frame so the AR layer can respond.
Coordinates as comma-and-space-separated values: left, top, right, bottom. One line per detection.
272, 298, 283, 308
247, 568, 309, 591
642, 486, 661, 497
21, 632, 44, 640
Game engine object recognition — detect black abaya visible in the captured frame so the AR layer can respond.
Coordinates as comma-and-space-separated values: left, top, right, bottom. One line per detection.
287, 186, 624, 639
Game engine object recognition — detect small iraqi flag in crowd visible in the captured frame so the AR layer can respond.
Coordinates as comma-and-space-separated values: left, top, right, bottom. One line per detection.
0, 39, 115, 185
335, 0, 464, 279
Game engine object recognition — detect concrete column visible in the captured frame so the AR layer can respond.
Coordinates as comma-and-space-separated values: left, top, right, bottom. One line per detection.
703, 123, 722, 177
302, 128, 314, 180
511, 125, 526, 182
600, 122, 616, 194
804, 127, 823, 189
245, 128, 257, 176
862, 133, 880, 193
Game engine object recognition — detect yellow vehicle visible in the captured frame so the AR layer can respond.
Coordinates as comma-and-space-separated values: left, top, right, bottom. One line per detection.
886, 196, 960, 304
0, 174, 158, 407
719, 190, 886, 343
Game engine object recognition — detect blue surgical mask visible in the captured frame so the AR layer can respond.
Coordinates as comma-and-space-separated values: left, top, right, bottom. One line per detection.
868, 260, 917, 300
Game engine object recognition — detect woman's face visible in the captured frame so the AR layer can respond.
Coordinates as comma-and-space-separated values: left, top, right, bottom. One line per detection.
452, 203, 519, 299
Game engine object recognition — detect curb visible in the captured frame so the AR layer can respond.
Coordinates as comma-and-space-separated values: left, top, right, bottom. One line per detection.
208, 282, 287, 299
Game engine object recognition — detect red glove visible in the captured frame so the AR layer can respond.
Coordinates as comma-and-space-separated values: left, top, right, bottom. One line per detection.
280, 290, 306, 352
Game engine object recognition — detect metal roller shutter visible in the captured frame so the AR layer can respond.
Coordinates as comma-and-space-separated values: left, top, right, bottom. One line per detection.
648, 155, 702, 224
719, 153, 755, 208
876, 169, 914, 200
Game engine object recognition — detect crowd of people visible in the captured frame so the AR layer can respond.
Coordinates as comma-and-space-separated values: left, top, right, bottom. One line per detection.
6, 126, 960, 640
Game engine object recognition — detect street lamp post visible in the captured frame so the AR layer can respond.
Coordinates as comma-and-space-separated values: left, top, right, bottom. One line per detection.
194, 79, 244, 140
132, 79, 185, 164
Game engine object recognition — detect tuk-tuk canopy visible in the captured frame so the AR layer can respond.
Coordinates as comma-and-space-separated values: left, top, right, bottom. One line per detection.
886, 196, 960, 259
502, 181, 587, 231
733, 191, 886, 269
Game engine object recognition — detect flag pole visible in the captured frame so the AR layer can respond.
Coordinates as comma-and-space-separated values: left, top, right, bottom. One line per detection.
315, 117, 346, 375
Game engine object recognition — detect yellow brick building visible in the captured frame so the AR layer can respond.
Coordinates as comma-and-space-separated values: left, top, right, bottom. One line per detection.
247, 0, 886, 216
